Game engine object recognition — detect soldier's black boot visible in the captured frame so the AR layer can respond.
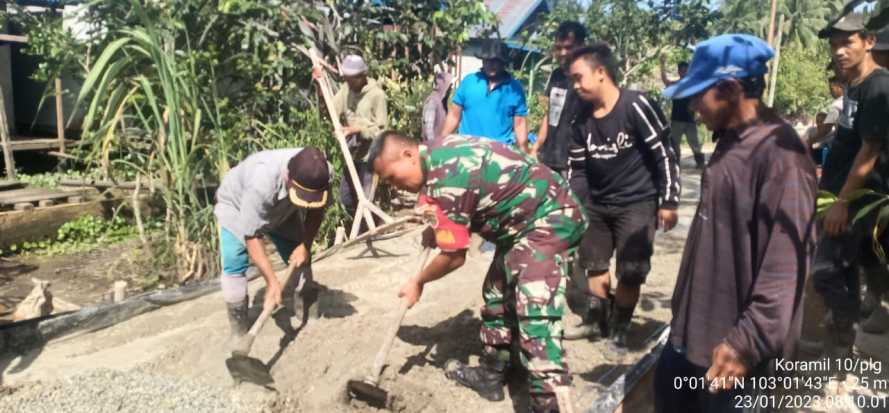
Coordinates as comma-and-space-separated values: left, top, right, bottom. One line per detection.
226, 300, 249, 338
609, 304, 636, 348
530, 387, 572, 413
445, 348, 509, 401
530, 395, 560, 413
584, 294, 612, 339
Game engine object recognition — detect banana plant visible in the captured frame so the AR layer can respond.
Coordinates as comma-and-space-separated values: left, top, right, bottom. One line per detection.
817, 189, 889, 264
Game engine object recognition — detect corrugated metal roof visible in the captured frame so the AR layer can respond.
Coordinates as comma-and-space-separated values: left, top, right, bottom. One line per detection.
485, 0, 548, 39
14, 0, 79, 7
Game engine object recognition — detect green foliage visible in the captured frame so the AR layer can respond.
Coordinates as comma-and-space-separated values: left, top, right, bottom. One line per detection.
526, 91, 547, 136
817, 189, 889, 264
718, 0, 845, 48
334, 0, 496, 80
717, 0, 770, 39
15, 170, 103, 189
518, 0, 717, 87
382, 78, 431, 139
780, 0, 845, 48
6, 5, 86, 84
773, 42, 832, 118
56, 215, 141, 245
0, 215, 157, 257
8, 0, 491, 283
73, 1, 239, 283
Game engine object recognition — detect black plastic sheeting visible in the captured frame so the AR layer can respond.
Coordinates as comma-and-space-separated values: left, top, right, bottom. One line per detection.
0, 222, 420, 355
586, 325, 670, 413
0, 270, 259, 354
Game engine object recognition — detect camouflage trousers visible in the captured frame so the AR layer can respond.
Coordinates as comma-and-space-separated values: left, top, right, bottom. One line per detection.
480, 237, 573, 400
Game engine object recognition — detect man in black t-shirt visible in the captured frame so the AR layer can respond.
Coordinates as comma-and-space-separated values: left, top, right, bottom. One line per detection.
531, 21, 587, 177
815, 13, 889, 366
565, 43, 681, 348
662, 60, 705, 169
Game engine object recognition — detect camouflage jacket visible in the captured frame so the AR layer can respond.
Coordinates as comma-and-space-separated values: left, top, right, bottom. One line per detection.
420, 134, 587, 251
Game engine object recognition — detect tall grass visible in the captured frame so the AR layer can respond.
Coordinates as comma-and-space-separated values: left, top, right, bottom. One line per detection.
73, 3, 219, 282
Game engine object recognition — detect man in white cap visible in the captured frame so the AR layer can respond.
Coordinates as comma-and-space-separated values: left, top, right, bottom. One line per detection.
314, 54, 388, 222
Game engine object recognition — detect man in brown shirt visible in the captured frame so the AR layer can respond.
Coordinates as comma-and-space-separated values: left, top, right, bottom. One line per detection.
654, 34, 817, 412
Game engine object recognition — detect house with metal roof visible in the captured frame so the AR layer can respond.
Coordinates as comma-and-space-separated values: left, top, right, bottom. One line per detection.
456, 0, 552, 80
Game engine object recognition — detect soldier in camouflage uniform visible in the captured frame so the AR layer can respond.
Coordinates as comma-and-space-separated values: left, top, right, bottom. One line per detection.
369, 132, 587, 413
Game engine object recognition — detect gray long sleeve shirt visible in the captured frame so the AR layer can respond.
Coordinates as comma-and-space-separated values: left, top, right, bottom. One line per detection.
214, 148, 329, 243
669, 118, 817, 369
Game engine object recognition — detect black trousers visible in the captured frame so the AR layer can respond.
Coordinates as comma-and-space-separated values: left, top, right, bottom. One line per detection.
812, 210, 889, 324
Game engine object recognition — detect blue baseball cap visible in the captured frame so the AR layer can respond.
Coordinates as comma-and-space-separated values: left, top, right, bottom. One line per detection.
663, 34, 775, 100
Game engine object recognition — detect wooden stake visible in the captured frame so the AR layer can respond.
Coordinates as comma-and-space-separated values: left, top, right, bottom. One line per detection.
113, 281, 128, 303
767, 15, 785, 108
766, 0, 779, 47
0, 82, 14, 179
334, 226, 346, 245
308, 48, 393, 240
55, 78, 65, 154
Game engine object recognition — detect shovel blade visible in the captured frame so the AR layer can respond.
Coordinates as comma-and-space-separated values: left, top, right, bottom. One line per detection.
346, 379, 389, 409
226, 355, 275, 387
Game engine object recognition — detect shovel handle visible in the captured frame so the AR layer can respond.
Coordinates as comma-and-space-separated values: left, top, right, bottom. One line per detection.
232, 260, 301, 356
367, 247, 433, 383
368, 300, 410, 384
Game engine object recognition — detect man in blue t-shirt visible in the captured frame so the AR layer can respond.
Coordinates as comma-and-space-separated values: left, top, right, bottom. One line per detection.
439, 39, 530, 153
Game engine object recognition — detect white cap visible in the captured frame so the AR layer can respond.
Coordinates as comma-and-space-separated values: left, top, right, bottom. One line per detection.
340, 55, 368, 76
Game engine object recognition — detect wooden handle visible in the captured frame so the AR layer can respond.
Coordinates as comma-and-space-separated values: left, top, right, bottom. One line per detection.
232, 260, 301, 356
367, 300, 410, 384
367, 247, 432, 383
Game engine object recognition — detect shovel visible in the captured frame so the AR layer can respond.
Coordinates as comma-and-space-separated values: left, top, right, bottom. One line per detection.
226, 259, 301, 387
346, 247, 432, 409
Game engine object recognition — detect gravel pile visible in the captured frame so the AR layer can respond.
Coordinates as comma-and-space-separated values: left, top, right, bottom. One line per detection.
0, 369, 258, 413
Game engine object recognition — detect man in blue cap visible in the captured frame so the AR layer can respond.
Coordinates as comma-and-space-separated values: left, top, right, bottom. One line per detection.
654, 34, 817, 412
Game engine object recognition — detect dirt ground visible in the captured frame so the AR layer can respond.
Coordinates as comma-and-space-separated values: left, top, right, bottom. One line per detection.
0, 240, 158, 323
0, 162, 700, 413
7, 148, 881, 412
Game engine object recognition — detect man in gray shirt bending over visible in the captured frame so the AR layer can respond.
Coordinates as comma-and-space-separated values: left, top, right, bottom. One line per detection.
214, 147, 332, 338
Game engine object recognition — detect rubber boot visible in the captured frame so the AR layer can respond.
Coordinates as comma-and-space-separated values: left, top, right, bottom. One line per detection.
609, 304, 635, 348
445, 348, 509, 402
529, 387, 574, 413
226, 300, 249, 338
530, 394, 560, 413
583, 295, 611, 339
861, 303, 889, 334
693, 153, 706, 169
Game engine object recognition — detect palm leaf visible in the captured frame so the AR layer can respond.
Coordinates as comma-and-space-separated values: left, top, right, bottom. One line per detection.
852, 197, 889, 225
